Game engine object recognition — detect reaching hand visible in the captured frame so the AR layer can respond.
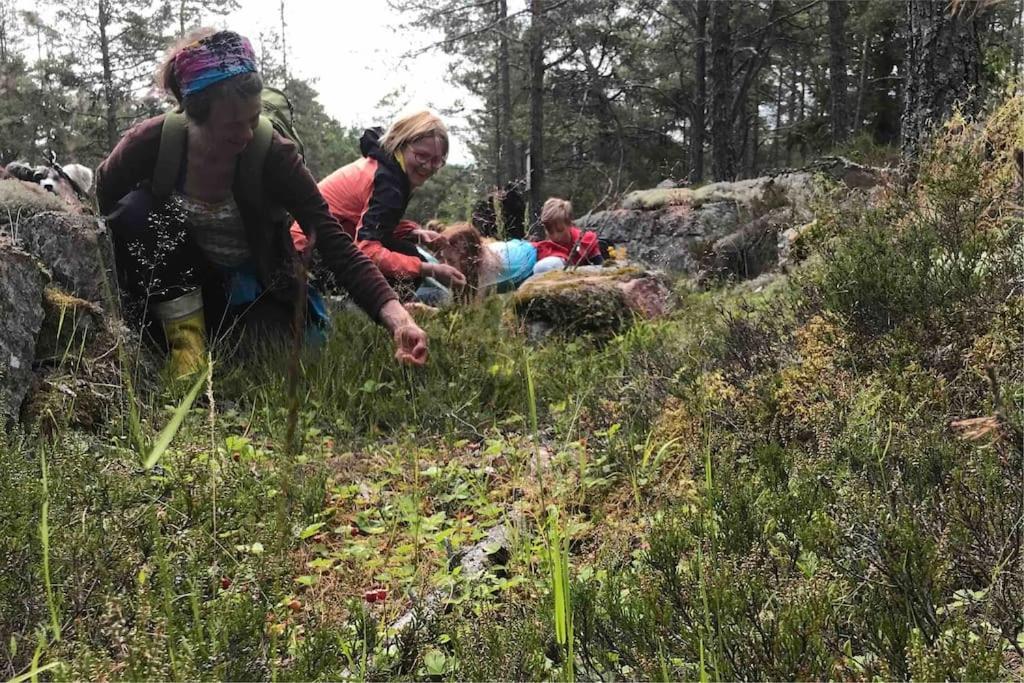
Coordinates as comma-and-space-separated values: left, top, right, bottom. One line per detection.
414, 229, 447, 248
378, 300, 429, 366
393, 322, 428, 366
424, 263, 467, 289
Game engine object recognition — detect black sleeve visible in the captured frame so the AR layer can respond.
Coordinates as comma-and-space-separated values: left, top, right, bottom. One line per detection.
358, 164, 407, 242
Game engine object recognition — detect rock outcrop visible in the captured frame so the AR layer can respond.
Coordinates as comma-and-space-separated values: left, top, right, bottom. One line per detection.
578, 157, 886, 280
1, 180, 119, 426
15, 211, 115, 301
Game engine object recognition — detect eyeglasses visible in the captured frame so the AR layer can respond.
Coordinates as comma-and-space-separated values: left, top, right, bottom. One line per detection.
408, 146, 446, 170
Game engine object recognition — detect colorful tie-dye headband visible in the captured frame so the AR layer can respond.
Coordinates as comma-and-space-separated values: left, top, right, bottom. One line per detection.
175, 31, 257, 97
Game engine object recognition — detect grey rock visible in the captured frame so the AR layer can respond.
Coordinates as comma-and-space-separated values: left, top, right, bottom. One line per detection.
0, 236, 49, 419
8, 212, 114, 302
706, 208, 791, 281
580, 201, 739, 273
579, 161, 885, 277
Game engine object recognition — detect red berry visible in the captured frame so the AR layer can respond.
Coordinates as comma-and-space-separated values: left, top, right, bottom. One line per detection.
374, 588, 388, 601
220, 576, 232, 590
363, 590, 379, 603
350, 526, 360, 537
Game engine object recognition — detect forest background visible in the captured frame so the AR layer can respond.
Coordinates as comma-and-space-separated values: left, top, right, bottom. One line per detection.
1, 0, 1020, 222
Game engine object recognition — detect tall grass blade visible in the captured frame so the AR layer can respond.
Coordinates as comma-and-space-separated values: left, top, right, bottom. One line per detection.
143, 366, 209, 470
39, 450, 60, 642
10, 659, 60, 683
546, 507, 574, 682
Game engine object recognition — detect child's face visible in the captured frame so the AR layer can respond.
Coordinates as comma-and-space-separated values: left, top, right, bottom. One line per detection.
544, 220, 572, 246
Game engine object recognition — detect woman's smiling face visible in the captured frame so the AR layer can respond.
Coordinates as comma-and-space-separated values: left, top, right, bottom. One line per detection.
198, 94, 262, 156
401, 136, 446, 188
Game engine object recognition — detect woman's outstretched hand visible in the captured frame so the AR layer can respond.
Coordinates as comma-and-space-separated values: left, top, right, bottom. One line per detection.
422, 262, 467, 289
379, 299, 429, 366
413, 228, 447, 248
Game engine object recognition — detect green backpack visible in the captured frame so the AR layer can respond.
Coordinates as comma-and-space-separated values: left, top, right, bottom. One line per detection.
151, 86, 305, 202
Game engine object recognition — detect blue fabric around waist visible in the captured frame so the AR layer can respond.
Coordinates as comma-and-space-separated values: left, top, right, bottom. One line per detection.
225, 265, 330, 345
489, 239, 537, 292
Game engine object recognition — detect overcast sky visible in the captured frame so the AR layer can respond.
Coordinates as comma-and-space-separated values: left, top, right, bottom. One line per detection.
14, 0, 476, 164
223, 0, 476, 164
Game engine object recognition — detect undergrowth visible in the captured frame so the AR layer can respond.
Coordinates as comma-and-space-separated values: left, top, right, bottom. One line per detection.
1, 97, 1021, 681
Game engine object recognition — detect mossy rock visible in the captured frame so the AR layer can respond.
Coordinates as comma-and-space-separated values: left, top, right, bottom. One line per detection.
512, 266, 672, 339
35, 286, 104, 362
23, 287, 121, 435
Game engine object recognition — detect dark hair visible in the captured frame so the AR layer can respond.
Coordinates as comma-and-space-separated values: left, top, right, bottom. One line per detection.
155, 27, 263, 124
438, 222, 484, 299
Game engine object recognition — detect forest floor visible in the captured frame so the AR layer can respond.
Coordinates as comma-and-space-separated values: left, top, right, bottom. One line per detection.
1, 97, 1021, 682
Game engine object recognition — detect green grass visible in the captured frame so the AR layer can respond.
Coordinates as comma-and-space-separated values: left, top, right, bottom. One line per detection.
2, 98, 1022, 681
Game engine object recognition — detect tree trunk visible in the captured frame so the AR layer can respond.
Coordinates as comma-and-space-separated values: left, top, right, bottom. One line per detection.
493, 89, 502, 187
528, 0, 544, 215
901, 0, 985, 159
786, 60, 797, 166
853, 32, 870, 136
827, 0, 849, 146
688, 0, 708, 183
772, 65, 783, 168
798, 58, 807, 162
0, 2, 10, 63
279, 0, 289, 83
709, 0, 734, 181
98, 0, 118, 150
746, 94, 759, 178
498, 0, 515, 184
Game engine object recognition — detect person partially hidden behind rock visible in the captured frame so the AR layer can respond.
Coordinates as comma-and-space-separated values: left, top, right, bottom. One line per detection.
532, 197, 603, 275
97, 28, 428, 379
434, 203, 606, 298
289, 111, 467, 303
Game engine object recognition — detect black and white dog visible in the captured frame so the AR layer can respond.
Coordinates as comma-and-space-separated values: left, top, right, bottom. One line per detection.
5, 155, 93, 210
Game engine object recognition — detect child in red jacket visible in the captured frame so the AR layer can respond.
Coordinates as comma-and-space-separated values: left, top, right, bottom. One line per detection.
531, 197, 603, 275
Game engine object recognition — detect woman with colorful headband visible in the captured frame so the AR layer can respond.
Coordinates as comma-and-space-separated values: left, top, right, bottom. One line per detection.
97, 28, 428, 377
289, 111, 467, 301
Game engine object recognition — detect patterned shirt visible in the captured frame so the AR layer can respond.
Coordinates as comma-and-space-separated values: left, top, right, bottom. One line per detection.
173, 190, 251, 268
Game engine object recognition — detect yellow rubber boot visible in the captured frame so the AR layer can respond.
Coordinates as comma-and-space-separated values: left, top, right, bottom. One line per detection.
152, 289, 207, 380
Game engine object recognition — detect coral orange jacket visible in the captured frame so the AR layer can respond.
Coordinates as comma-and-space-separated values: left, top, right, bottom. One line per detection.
291, 129, 423, 280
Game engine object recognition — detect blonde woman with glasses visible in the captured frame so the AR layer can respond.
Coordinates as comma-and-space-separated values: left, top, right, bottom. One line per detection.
291, 110, 467, 300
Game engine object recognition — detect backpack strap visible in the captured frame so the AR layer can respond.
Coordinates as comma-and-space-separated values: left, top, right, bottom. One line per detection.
152, 112, 188, 199
239, 115, 274, 206
154, 113, 276, 210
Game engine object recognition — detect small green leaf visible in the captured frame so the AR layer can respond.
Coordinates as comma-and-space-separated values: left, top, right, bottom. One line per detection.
482, 541, 503, 555
299, 522, 325, 540
423, 649, 447, 676
295, 575, 319, 587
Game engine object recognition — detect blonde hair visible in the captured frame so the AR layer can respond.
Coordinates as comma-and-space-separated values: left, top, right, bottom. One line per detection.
379, 110, 449, 158
541, 197, 573, 227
